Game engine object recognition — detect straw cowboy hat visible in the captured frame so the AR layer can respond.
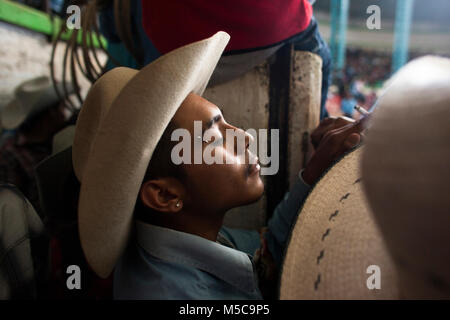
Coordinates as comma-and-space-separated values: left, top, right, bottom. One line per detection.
362, 56, 450, 299
0, 76, 73, 130
280, 55, 450, 300
72, 31, 230, 278
279, 147, 399, 299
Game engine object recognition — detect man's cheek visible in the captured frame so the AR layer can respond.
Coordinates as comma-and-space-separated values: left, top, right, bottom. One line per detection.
212, 164, 242, 185
218, 147, 241, 165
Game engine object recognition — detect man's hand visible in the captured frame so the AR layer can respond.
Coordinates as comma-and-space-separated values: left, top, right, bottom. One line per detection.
310, 116, 355, 150
302, 116, 369, 185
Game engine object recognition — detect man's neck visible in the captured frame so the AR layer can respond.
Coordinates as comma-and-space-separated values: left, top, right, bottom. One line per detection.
138, 208, 226, 242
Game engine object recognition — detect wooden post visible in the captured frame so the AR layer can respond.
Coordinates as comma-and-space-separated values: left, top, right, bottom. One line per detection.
288, 51, 322, 188
266, 44, 293, 218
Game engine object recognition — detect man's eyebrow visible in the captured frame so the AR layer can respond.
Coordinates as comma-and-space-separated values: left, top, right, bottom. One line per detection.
205, 113, 222, 129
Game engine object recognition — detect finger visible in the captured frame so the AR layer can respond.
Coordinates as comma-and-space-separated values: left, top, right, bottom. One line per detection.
342, 133, 361, 150
320, 123, 363, 157
321, 122, 354, 142
353, 114, 371, 132
319, 117, 336, 126
311, 119, 337, 148
319, 114, 369, 151
336, 116, 355, 125
333, 115, 371, 138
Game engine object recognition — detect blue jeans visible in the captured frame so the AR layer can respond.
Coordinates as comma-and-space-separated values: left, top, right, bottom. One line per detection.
289, 17, 332, 119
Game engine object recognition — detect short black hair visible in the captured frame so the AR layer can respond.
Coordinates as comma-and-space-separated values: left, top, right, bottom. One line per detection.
134, 120, 184, 219
143, 120, 184, 181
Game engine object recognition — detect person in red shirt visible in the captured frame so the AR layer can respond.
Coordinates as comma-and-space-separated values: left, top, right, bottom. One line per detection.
140, 0, 331, 118
98, 0, 330, 118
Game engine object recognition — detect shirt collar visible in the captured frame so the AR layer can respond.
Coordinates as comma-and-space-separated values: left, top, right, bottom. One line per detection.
135, 221, 258, 294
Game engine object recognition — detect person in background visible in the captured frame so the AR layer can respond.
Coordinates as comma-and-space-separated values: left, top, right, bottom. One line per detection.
98, 0, 331, 119
0, 76, 74, 216
338, 81, 357, 118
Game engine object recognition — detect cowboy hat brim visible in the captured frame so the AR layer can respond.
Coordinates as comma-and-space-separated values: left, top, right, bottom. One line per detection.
77, 32, 230, 278
279, 147, 399, 299
72, 67, 137, 182
1, 77, 74, 130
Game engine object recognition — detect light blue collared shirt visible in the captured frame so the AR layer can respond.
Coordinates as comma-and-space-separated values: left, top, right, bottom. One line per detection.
114, 174, 311, 299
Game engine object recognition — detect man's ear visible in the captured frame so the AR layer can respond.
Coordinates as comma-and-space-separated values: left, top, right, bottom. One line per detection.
139, 177, 184, 213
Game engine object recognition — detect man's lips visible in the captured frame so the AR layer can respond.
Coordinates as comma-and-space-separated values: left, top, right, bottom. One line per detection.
248, 163, 261, 176
247, 156, 261, 176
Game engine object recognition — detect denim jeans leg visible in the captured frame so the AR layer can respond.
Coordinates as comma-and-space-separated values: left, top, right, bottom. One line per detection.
292, 17, 332, 119
317, 35, 332, 119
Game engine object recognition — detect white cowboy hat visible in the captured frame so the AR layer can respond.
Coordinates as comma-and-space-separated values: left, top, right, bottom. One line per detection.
73, 31, 230, 278
279, 147, 398, 299
0, 76, 73, 130
362, 56, 450, 299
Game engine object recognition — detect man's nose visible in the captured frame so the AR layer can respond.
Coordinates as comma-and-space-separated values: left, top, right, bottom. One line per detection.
244, 130, 254, 149
232, 128, 254, 162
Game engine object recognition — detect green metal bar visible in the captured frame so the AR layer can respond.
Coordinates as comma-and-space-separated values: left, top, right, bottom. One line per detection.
0, 0, 107, 48
0, 0, 53, 33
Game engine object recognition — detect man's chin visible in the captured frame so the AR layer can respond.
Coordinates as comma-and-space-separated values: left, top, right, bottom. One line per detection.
243, 180, 265, 205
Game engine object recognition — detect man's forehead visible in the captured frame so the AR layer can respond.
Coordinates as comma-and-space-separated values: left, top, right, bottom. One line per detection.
183, 93, 219, 110
174, 93, 221, 125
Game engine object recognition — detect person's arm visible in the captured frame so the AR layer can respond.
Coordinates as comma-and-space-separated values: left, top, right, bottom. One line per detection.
264, 171, 311, 267
264, 116, 369, 268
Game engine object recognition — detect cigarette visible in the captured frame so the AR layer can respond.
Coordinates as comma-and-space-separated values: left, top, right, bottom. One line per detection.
354, 105, 371, 116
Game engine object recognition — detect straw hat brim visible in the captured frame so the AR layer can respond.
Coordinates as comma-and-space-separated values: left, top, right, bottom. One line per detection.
72, 67, 137, 182
77, 32, 230, 278
0, 77, 73, 130
279, 147, 399, 299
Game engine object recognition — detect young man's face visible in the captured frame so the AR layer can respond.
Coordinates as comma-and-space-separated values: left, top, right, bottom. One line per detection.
172, 93, 264, 212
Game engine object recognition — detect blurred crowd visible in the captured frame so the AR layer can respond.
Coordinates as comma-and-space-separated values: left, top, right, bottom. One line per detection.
326, 48, 392, 119
326, 48, 450, 119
